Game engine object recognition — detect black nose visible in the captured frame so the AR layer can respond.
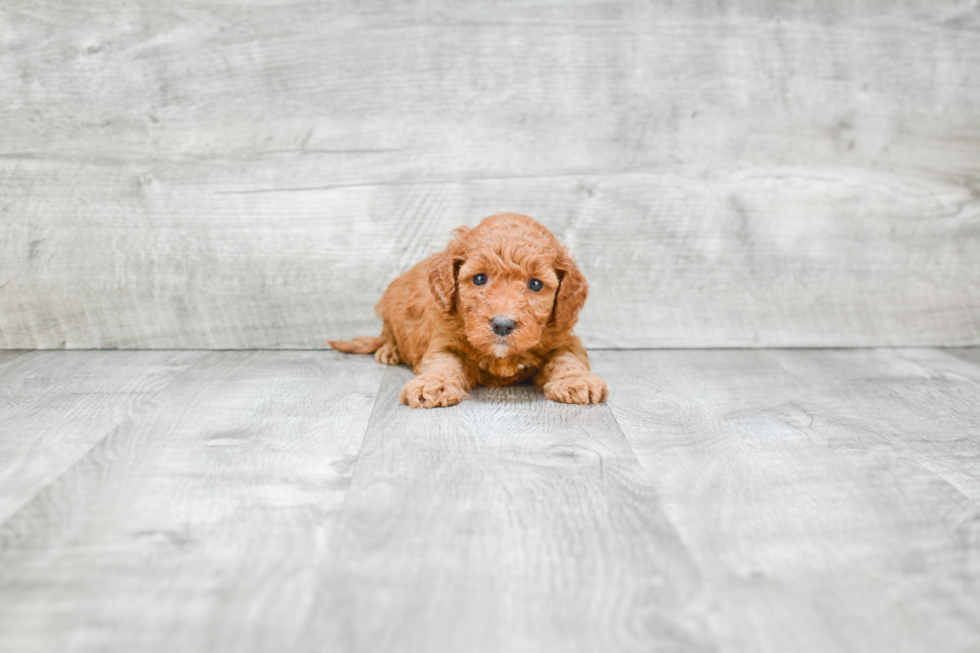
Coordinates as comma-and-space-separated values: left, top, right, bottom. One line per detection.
490, 316, 517, 336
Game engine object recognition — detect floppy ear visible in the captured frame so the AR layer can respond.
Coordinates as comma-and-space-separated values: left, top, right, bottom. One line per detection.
552, 246, 588, 330
427, 227, 469, 312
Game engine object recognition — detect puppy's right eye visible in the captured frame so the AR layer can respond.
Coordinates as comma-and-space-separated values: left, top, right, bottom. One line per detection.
473, 274, 488, 286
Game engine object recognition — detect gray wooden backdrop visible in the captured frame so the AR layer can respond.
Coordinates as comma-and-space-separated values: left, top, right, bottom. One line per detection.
1, 0, 978, 349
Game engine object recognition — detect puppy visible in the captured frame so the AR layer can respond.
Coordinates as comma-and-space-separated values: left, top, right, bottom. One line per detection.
329, 213, 608, 408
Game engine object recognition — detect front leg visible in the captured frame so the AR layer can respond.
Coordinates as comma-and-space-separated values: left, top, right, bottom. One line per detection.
536, 347, 609, 405
400, 350, 472, 408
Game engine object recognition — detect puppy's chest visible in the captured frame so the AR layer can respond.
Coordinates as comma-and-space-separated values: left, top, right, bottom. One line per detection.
472, 353, 542, 386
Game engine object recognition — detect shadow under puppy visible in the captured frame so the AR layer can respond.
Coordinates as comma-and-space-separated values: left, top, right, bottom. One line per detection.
330, 213, 609, 408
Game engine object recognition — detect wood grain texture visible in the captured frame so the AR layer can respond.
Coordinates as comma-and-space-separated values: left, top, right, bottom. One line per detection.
766, 347, 980, 501
946, 347, 980, 368
1, 0, 978, 348
0, 349, 978, 651
0, 351, 385, 653
592, 348, 980, 653
0, 351, 28, 367
302, 364, 711, 653
0, 350, 205, 524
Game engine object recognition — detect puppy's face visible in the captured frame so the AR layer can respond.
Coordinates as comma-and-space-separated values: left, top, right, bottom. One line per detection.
427, 214, 589, 360
456, 252, 559, 358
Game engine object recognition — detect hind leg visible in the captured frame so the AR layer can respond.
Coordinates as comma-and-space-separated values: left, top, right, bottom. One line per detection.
375, 339, 401, 366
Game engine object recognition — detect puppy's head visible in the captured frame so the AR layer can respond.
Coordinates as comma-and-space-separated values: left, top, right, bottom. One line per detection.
428, 213, 587, 358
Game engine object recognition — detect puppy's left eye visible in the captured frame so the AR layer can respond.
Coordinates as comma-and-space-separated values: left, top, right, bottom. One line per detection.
528, 279, 543, 292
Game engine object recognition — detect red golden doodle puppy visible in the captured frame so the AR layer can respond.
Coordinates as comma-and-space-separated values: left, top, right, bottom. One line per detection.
329, 213, 608, 408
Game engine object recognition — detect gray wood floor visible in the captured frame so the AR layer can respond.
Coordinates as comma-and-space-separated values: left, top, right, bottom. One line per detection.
1, 349, 978, 652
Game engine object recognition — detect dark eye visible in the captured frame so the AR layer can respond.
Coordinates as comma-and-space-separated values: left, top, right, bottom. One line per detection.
473, 274, 488, 286
528, 278, 543, 292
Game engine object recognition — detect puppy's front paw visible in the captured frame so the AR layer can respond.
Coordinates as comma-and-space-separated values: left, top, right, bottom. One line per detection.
400, 375, 468, 408
543, 372, 609, 405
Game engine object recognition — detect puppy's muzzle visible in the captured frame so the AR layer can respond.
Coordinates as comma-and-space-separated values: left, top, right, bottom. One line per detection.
490, 316, 517, 336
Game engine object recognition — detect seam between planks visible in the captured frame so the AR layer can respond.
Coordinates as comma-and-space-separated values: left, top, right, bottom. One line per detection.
0, 351, 211, 531
906, 348, 980, 390
0, 351, 31, 371
595, 398, 645, 471
766, 348, 980, 509
324, 363, 395, 521
295, 362, 392, 643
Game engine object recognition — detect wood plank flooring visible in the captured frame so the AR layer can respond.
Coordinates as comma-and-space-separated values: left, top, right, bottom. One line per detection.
1, 349, 978, 652
0, 350, 206, 523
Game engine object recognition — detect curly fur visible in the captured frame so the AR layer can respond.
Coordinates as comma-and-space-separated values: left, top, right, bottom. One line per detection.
329, 213, 609, 408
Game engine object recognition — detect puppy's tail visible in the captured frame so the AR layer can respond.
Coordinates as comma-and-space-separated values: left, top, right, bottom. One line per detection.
328, 335, 384, 354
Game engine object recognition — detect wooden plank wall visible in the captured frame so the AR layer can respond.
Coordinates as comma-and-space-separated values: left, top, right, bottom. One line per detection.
1, 0, 978, 349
